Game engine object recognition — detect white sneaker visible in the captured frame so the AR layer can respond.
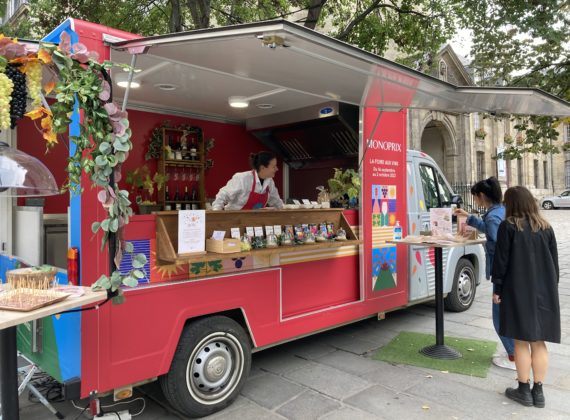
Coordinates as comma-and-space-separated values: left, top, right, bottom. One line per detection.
492, 356, 516, 371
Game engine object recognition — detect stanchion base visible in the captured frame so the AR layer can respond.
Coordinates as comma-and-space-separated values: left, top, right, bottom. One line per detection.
420, 344, 462, 360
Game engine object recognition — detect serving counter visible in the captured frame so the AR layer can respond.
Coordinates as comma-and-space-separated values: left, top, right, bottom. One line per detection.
155, 208, 361, 266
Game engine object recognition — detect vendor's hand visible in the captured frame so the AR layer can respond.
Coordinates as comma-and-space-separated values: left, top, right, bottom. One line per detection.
493, 293, 501, 304
454, 208, 469, 217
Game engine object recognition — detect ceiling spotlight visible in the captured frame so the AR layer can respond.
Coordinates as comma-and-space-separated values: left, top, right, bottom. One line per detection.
228, 96, 249, 108
154, 83, 178, 91
115, 72, 141, 89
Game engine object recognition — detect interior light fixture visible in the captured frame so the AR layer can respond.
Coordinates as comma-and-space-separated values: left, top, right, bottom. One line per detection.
228, 88, 287, 109
228, 96, 250, 108
115, 72, 141, 89
0, 142, 60, 197
154, 83, 178, 91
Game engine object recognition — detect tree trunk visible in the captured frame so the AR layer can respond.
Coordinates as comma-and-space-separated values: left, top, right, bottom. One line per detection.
187, 0, 211, 29
304, 0, 327, 29
169, 0, 183, 32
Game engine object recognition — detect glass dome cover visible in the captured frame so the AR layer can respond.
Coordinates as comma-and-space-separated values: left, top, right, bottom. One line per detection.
0, 141, 60, 197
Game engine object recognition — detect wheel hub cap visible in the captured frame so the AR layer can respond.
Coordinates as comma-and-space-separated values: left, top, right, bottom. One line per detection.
205, 355, 228, 381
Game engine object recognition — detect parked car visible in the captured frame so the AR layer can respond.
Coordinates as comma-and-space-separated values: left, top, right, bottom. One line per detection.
540, 190, 570, 209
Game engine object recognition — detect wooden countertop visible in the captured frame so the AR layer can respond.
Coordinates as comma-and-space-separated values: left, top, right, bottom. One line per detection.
0, 287, 107, 330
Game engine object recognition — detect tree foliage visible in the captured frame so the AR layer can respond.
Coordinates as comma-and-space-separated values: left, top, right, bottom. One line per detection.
5, 0, 569, 158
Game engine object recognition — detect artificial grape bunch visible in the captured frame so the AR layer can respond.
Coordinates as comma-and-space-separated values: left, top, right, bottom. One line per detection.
5, 65, 28, 129
25, 61, 43, 108
0, 72, 15, 130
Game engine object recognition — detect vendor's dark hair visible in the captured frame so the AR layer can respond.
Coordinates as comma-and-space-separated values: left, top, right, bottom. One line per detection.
470, 177, 502, 204
250, 151, 276, 171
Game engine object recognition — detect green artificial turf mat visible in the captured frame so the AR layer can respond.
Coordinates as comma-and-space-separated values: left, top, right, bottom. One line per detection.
373, 331, 497, 377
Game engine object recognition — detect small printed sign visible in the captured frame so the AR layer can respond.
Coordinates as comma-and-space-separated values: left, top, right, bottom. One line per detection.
178, 210, 206, 254
230, 227, 241, 239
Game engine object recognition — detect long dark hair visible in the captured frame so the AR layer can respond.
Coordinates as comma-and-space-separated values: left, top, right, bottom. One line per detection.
504, 186, 550, 232
470, 176, 502, 204
249, 151, 276, 171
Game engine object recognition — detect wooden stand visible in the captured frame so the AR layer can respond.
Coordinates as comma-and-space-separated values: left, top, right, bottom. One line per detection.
155, 208, 360, 265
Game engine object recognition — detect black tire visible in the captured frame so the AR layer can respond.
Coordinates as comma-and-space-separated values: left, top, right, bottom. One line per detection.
159, 316, 251, 418
542, 201, 554, 210
445, 259, 476, 312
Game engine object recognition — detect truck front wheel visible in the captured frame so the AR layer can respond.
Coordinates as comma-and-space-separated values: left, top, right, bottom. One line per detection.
160, 316, 251, 418
445, 259, 476, 312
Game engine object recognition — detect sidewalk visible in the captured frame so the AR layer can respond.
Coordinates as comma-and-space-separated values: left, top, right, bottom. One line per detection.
20, 210, 570, 419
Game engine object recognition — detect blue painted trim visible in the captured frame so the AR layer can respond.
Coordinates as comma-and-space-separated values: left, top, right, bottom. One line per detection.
42, 19, 78, 44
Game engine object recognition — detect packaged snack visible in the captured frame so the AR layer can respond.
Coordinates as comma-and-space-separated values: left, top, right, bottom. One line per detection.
309, 224, 318, 235
315, 231, 328, 242
240, 235, 252, 251
326, 222, 335, 238
304, 232, 316, 244
294, 225, 305, 241
335, 227, 347, 241
280, 232, 293, 246
266, 233, 279, 248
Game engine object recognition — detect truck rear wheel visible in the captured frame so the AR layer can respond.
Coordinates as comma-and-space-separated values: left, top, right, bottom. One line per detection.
445, 259, 476, 312
160, 316, 251, 418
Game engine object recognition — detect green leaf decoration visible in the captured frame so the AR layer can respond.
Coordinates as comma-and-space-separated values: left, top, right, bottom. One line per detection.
190, 262, 206, 275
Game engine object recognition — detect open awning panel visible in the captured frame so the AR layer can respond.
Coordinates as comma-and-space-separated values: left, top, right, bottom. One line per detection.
110, 21, 570, 122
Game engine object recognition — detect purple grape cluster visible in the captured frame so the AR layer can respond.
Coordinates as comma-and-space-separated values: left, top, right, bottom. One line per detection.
5, 64, 27, 129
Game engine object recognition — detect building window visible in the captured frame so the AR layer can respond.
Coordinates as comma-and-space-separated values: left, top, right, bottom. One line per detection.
476, 152, 485, 180
517, 159, 524, 186
504, 118, 510, 135
534, 159, 539, 188
565, 123, 570, 143
439, 60, 448, 82
473, 112, 480, 130
506, 160, 512, 187
566, 161, 570, 189
543, 161, 548, 189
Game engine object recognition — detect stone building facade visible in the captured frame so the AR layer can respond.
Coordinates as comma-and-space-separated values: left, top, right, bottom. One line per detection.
408, 44, 570, 196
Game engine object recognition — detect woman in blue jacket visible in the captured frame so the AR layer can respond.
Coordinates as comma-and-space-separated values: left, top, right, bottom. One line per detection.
455, 177, 514, 369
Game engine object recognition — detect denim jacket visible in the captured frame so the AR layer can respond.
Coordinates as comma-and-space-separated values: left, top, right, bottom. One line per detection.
466, 204, 505, 279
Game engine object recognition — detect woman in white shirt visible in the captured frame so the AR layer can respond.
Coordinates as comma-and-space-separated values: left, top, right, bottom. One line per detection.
212, 151, 284, 210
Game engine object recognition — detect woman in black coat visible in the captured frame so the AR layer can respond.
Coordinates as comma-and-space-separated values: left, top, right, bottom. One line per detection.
492, 186, 560, 409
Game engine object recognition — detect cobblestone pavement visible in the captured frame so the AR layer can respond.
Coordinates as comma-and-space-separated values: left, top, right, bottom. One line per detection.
20, 210, 570, 419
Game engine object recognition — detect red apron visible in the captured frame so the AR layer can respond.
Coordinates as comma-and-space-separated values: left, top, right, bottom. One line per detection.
242, 170, 269, 210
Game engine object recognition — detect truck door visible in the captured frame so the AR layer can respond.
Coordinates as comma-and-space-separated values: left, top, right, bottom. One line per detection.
409, 159, 455, 301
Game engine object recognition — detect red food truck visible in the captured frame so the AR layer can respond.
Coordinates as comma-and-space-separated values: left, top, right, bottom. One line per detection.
2, 18, 569, 418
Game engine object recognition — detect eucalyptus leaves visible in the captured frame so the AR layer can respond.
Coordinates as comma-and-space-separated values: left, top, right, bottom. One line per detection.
1, 32, 146, 301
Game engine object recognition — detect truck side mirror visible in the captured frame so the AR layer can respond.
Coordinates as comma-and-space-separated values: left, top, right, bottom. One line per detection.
451, 194, 463, 209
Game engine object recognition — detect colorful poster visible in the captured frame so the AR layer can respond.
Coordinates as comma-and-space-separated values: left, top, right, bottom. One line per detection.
362, 109, 408, 297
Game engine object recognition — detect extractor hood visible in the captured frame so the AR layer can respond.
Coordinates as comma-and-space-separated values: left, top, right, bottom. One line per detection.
246, 102, 359, 164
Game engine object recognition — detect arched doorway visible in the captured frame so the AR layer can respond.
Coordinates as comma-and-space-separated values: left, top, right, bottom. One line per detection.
421, 122, 445, 170
419, 118, 457, 182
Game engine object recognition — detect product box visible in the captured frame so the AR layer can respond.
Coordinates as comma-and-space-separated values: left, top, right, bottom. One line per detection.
206, 238, 242, 254
457, 215, 478, 240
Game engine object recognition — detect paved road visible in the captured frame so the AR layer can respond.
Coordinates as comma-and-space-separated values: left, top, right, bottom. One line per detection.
20, 210, 570, 419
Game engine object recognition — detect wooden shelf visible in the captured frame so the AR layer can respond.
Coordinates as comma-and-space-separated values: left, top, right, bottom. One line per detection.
157, 125, 206, 210
164, 160, 203, 167
155, 208, 359, 266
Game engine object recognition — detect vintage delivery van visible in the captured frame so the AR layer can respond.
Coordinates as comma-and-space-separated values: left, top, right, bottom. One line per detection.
1, 18, 569, 418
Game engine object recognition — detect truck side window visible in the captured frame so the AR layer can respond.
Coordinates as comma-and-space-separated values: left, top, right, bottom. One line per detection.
419, 164, 439, 209
436, 173, 453, 205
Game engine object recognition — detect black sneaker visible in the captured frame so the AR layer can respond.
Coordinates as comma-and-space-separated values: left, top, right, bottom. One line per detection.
505, 381, 533, 407
532, 382, 545, 408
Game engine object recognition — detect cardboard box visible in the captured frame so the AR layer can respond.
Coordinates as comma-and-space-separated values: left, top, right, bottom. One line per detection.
206, 238, 241, 254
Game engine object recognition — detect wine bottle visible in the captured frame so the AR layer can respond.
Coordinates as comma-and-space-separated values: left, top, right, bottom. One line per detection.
191, 186, 197, 201
165, 186, 170, 201
183, 186, 190, 201
174, 185, 180, 201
